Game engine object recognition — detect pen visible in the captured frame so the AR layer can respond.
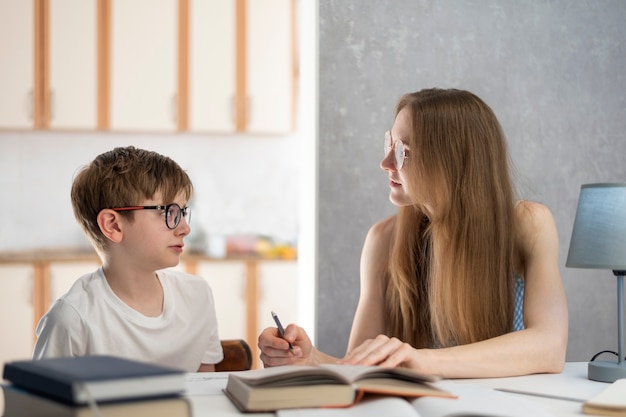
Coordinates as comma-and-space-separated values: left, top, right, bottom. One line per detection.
271, 311, 293, 350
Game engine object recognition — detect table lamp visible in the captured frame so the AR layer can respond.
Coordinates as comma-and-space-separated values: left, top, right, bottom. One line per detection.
566, 183, 626, 383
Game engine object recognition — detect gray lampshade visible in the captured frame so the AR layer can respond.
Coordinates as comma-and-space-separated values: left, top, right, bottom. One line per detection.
566, 183, 626, 270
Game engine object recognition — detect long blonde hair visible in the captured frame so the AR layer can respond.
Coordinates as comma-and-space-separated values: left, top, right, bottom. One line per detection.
384, 88, 516, 348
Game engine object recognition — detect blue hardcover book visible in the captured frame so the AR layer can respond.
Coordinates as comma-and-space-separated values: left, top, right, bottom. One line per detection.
2, 355, 186, 405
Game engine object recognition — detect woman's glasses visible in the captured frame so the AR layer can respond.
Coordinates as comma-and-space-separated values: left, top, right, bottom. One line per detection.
111, 203, 191, 229
384, 130, 408, 170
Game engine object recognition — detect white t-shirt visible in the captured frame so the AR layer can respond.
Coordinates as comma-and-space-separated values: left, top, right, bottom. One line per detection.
33, 267, 223, 372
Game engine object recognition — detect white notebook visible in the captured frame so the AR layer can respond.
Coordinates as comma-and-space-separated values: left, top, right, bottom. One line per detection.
582, 378, 626, 416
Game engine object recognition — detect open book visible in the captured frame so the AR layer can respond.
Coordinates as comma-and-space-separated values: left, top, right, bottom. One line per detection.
224, 364, 454, 412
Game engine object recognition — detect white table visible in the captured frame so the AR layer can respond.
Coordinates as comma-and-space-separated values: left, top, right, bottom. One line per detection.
184, 363, 611, 417
0, 363, 611, 416
448, 362, 609, 417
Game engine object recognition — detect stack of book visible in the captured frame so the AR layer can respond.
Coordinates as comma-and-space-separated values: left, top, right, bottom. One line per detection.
1, 355, 190, 417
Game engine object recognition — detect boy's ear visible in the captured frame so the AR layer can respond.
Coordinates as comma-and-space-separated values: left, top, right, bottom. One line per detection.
97, 209, 124, 243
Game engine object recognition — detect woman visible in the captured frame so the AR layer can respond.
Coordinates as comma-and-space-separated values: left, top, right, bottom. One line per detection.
259, 88, 568, 378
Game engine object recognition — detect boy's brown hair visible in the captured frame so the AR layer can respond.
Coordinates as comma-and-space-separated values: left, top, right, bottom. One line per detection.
71, 146, 193, 252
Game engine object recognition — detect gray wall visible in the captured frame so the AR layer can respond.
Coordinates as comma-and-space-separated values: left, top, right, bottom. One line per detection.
317, 0, 626, 362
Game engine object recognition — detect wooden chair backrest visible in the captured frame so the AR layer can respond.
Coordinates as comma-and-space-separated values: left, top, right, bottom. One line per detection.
215, 339, 253, 372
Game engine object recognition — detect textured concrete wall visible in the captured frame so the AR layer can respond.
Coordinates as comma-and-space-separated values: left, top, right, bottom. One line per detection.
318, 0, 626, 361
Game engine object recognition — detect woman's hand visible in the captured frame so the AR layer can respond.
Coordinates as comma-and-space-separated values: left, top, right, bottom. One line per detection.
340, 334, 424, 370
258, 323, 314, 367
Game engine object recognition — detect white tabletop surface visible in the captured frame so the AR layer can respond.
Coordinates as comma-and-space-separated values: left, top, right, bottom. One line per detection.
183, 363, 611, 417
445, 362, 610, 417
184, 372, 274, 417
0, 363, 612, 416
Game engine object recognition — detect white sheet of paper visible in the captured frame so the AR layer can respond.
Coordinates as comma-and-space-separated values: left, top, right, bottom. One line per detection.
277, 396, 419, 417
413, 382, 555, 417
185, 372, 230, 396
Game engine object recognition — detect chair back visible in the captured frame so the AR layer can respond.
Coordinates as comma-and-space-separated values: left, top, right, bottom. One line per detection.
215, 339, 253, 371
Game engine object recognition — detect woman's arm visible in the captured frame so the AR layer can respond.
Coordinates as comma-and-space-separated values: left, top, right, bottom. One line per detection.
342, 202, 568, 378
346, 216, 395, 351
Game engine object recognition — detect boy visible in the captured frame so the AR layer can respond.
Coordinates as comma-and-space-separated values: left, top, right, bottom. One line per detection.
33, 146, 223, 371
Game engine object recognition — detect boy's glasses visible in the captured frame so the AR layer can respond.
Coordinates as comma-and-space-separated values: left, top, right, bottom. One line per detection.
384, 130, 408, 171
111, 203, 191, 229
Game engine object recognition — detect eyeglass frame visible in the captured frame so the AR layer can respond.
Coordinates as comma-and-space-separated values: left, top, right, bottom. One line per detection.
384, 130, 408, 170
111, 203, 191, 230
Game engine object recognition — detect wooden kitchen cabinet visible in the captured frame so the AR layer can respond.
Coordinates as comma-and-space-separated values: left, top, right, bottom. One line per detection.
188, 0, 237, 133
195, 261, 247, 339
0, 1, 35, 129
109, 0, 178, 131
257, 260, 299, 333
0, 0, 98, 131
109, 0, 296, 133
245, 0, 295, 133
188, 0, 296, 134
0, 0, 296, 134
48, 0, 98, 130
0, 265, 36, 374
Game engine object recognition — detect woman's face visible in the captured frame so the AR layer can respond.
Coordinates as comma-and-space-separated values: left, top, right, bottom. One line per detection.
380, 107, 414, 207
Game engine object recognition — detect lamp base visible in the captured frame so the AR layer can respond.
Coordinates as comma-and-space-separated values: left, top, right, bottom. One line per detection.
588, 361, 626, 382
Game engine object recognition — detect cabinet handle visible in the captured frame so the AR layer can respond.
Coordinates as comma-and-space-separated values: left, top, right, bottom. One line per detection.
27, 90, 34, 120
172, 94, 178, 124
49, 90, 55, 120
27, 270, 34, 306
49, 271, 55, 304
230, 95, 236, 125
247, 97, 252, 127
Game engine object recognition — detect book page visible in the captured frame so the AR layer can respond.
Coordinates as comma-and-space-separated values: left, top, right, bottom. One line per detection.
230, 366, 348, 387
320, 364, 438, 383
276, 396, 420, 417
231, 364, 437, 388
411, 382, 555, 417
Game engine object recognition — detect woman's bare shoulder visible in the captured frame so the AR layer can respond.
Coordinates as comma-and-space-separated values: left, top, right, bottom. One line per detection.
366, 214, 397, 241
514, 200, 559, 258
361, 215, 397, 260
514, 200, 556, 230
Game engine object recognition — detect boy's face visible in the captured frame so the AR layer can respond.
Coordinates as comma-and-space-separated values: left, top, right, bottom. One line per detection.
119, 192, 191, 271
